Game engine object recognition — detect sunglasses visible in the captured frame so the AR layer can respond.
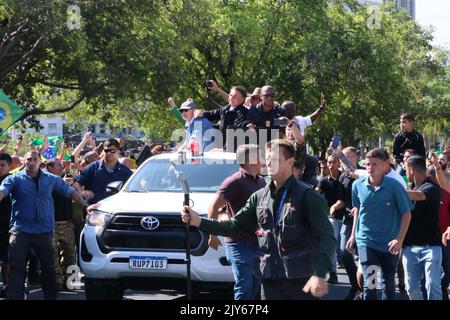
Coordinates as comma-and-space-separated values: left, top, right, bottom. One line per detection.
263, 94, 275, 98
104, 149, 117, 154
180, 109, 190, 113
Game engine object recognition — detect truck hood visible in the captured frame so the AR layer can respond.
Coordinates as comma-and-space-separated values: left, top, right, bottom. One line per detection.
95, 191, 216, 216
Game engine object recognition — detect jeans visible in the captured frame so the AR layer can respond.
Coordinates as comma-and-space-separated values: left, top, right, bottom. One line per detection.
442, 244, 450, 298
340, 219, 359, 290
8, 230, 56, 300
329, 217, 343, 272
359, 245, 399, 300
225, 241, 260, 300
402, 245, 442, 300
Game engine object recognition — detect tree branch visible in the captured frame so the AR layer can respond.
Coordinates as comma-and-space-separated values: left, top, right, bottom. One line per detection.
35, 79, 81, 90
0, 34, 45, 78
0, 18, 29, 63
23, 84, 107, 118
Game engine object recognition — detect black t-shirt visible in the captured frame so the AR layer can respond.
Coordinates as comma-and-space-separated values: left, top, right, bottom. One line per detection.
0, 174, 12, 233
338, 166, 364, 222
404, 179, 441, 247
318, 173, 345, 220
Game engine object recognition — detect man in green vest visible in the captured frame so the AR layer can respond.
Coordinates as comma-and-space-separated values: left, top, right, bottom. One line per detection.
181, 139, 335, 300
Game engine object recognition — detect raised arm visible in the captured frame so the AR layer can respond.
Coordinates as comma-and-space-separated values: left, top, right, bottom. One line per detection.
431, 153, 450, 193
289, 121, 304, 145
209, 80, 229, 102
308, 92, 326, 123
167, 97, 185, 126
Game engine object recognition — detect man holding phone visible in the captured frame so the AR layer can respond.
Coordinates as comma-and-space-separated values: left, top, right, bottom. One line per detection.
197, 86, 249, 152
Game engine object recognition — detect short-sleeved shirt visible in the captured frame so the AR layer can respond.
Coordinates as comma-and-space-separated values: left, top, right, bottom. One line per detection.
404, 179, 442, 247
75, 160, 133, 204
217, 168, 266, 242
0, 169, 75, 234
318, 173, 345, 220
246, 103, 286, 144
352, 175, 413, 253
293, 116, 312, 135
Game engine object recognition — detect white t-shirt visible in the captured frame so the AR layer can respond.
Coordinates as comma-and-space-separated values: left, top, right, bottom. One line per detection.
293, 116, 312, 135
359, 168, 407, 190
386, 169, 407, 189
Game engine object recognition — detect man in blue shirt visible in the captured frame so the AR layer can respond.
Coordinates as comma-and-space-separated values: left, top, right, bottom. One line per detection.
74, 138, 133, 206
346, 148, 412, 300
178, 99, 215, 153
0, 150, 88, 300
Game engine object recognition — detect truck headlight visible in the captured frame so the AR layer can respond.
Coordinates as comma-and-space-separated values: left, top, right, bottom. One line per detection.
86, 210, 111, 227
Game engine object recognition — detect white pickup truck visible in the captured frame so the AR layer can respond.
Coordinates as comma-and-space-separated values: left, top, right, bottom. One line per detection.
79, 152, 238, 299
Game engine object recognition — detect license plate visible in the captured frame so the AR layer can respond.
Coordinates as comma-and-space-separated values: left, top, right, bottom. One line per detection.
129, 256, 167, 270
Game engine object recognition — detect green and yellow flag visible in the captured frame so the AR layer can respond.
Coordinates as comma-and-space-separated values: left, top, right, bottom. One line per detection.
0, 89, 25, 136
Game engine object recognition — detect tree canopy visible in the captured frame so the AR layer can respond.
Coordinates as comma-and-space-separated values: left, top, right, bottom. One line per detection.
1, 0, 448, 152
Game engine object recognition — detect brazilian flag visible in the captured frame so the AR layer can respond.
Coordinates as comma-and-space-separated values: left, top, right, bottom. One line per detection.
0, 90, 25, 136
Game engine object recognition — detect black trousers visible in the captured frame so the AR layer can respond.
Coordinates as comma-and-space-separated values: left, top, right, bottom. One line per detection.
261, 278, 318, 300
8, 230, 56, 300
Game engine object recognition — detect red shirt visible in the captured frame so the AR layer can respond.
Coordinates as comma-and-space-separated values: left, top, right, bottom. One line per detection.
438, 188, 450, 234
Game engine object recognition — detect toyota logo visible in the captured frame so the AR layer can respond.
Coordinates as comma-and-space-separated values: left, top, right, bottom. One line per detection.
140, 216, 160, 231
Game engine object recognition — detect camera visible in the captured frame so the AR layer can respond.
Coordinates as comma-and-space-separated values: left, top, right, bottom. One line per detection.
273, 118, 288, 127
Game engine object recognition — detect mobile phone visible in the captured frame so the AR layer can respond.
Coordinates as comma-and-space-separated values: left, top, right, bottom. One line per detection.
70, 155, 75, 163
273, 118, 288, 127
331, 133, 342, 149
337, 153, 356, 173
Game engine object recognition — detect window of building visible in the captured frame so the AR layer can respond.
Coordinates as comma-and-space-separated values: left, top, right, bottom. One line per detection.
48, 123, 57, 136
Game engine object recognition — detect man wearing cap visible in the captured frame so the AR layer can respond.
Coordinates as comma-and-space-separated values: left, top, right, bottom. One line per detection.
178, 99, 215, 153
198, 86, 249, 152
246, 85, 286, 147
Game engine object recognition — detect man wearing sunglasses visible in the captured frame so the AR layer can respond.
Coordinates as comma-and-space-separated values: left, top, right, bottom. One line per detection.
74, 138, 133, 208
246, 85, 286, 147
178, 99, 215, 153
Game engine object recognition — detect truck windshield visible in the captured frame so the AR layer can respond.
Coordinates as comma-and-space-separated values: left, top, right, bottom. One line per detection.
124, 159, 240, 193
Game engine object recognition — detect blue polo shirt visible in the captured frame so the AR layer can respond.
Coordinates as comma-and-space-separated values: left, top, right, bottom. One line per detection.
0, 169, 75, 234
352, 175, 413, 253
76, 160, 133, 204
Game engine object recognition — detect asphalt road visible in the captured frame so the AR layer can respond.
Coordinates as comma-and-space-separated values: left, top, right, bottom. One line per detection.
23, 269, 361, 300
0, 267, 410, 300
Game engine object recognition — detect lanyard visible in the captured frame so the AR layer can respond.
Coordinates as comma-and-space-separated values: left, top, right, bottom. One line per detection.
274, 189, 288, 224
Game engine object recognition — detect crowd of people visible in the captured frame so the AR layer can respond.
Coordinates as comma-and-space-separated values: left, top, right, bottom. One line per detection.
0, 79, 448, 301
177, 81, 450, 301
